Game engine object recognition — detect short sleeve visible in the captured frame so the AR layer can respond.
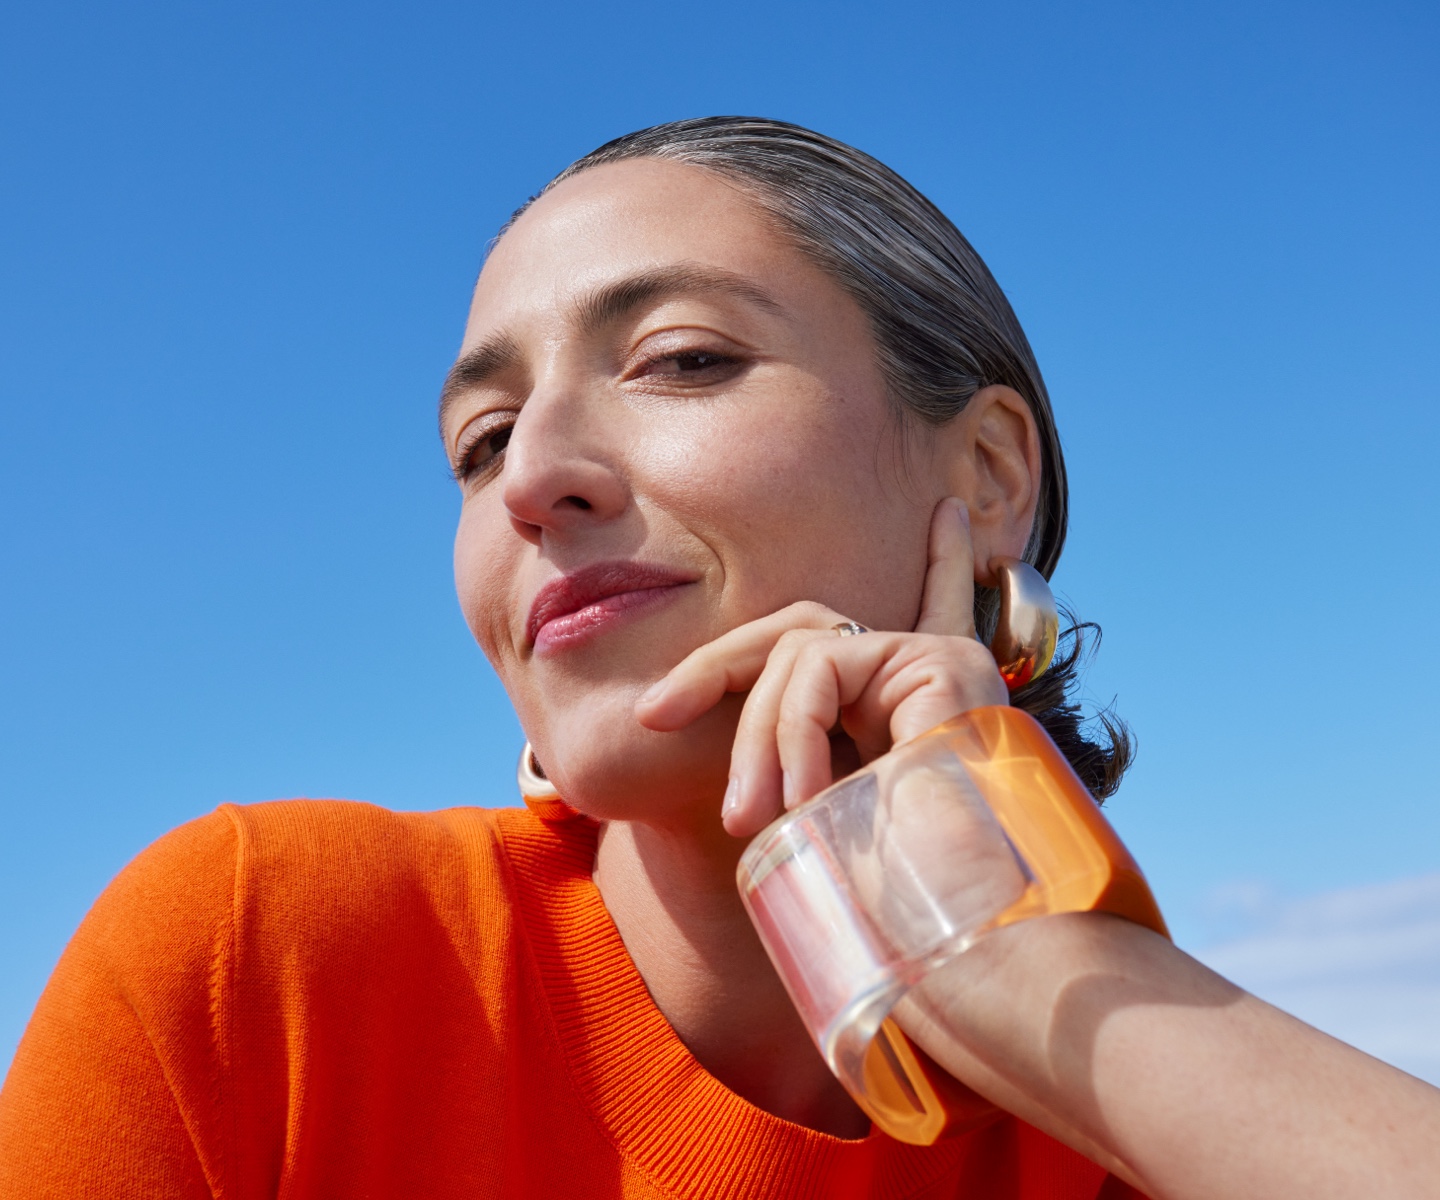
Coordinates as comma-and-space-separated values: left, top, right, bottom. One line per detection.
0, 810, 240, 1199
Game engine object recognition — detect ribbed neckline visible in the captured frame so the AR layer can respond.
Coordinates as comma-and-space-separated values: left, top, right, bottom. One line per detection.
493, 808, 967, 1200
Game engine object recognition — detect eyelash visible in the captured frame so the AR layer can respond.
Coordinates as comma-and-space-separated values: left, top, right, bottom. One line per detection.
450, 347, 744, 484
636, 348, 742, 377
452, 422, 513, 484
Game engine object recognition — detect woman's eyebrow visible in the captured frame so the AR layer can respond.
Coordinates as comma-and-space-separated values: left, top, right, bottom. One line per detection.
573, 263, 783, 335
438, 332, 522, 437
439, 265, 782, 436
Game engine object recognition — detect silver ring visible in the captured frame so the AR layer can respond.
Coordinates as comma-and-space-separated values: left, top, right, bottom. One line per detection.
832, 621, 869, 637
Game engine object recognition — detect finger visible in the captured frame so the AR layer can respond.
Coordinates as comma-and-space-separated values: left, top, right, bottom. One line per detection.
774, 639, 862, 807
774, 632, 925, 806
862, 637, 1008, 744
722, 630, 813, 837
635, 600, 848, 732
761, 632, 1009, 816
727, 629, 890, 832
777, 634, 1008, 800
914, 497, 977, 638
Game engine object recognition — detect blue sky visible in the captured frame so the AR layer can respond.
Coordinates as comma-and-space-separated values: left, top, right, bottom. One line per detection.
2, 0, 1437, 1077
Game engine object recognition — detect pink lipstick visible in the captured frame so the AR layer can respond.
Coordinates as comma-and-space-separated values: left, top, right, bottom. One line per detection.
526, 562, 695, 655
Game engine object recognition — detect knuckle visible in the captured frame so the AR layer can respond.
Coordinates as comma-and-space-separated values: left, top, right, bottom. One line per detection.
786, 599, 833, 625
928, 632, 993, 667
774, 711, 815, 742
775, 626, 820, 651
897, 635, 1001, 692
792, 634, 833, 663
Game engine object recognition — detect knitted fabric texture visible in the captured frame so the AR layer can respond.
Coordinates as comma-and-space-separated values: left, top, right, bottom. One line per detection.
0, 801, 1144, 1199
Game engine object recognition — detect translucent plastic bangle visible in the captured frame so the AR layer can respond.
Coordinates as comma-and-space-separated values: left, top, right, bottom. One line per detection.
737, 705, 1169, 1145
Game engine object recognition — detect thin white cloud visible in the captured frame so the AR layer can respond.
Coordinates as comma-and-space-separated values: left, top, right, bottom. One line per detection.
1190, 874, 1440, 1087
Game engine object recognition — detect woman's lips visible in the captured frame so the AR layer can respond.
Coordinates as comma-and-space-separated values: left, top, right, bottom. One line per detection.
526, 562, 695, 655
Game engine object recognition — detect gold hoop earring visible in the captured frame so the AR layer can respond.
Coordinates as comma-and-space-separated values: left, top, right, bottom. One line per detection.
988, 557, 1058, 691
517, 742, 578, 822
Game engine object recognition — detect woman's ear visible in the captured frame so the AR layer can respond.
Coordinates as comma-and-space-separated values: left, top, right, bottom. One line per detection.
938, 385, 1041, 586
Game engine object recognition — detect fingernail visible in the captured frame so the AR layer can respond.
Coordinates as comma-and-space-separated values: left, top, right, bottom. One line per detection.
782, 770, 795, 808
952, 498, 971, 529
639, 678, 666, 704
721, 777, 740, 819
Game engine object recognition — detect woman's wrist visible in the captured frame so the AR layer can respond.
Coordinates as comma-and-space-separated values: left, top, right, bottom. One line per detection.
895, 910, 1440, 1200
895, 912, 1179, 1174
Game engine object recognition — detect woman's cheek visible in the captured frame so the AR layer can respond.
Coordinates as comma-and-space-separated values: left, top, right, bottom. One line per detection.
707, 404, 877, 542
453, 503, 519, 670
645, 392, 829, 517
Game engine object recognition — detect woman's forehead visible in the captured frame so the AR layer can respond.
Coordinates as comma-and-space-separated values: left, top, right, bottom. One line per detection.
466, 158, 809, 336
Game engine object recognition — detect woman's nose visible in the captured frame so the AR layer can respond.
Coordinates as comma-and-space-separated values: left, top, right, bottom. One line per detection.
500, 391, 631, 545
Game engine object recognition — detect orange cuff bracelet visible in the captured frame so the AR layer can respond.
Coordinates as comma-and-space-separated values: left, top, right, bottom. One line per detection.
737, 705, 1168, 1145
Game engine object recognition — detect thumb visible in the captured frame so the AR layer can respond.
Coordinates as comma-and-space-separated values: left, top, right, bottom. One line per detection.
914, 497, 977, 638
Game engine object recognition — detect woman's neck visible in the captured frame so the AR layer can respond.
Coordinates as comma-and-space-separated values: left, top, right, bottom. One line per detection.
593, 813, 870, 1139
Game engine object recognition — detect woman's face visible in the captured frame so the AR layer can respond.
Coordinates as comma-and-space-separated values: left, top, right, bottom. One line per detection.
443, 158, 1002, 824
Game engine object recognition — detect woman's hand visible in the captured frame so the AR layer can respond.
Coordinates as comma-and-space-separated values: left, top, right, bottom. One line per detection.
635, 497, 1007, 837
637, 500, 1440, 1200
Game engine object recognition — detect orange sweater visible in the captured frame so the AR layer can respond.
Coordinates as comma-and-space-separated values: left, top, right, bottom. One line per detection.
0, 801, 1143, 1199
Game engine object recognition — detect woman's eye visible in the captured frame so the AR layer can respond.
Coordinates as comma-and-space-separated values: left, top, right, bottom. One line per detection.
673, 351, 729, 372
643, 350, 742, 379
454, 422, 513, 483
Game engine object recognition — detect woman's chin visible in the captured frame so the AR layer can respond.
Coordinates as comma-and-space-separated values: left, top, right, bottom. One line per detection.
538, 702, 740, 827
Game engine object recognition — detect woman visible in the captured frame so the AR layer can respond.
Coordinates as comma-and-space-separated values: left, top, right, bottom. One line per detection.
2, 117, 1436, 1199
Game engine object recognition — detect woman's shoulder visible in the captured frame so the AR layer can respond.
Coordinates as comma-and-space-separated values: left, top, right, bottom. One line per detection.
1, 801, 548, 1195
79, 799, 527, 982
40, 798, 538, 1076
220, 796, 508, 896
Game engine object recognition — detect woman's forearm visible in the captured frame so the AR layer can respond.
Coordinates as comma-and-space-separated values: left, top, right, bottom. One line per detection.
897, 912, 1440, 1200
